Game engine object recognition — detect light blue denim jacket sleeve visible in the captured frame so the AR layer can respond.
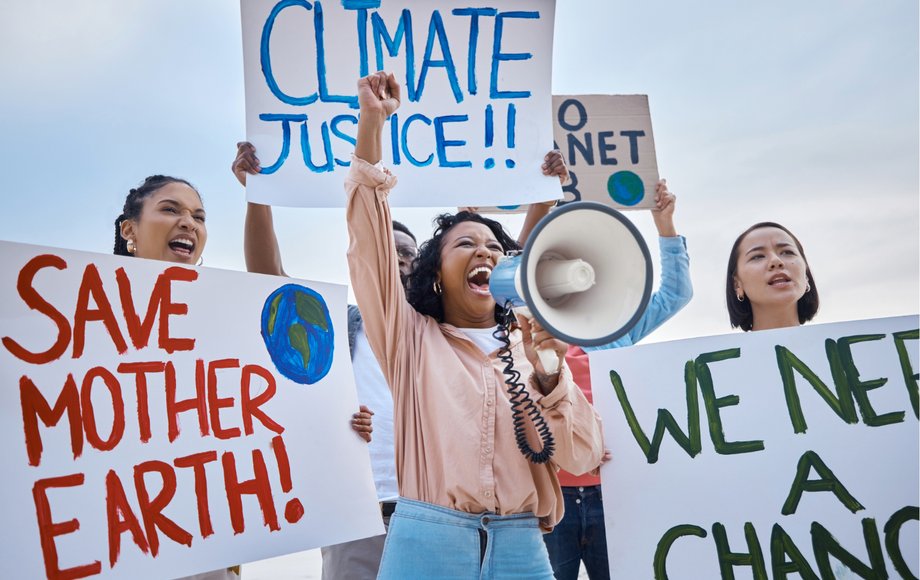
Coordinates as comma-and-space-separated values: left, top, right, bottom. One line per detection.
583, 235, 693, 351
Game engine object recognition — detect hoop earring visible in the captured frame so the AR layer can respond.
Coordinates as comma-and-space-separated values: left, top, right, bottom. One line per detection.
805, 281, 811, 293
197, 256, 204, 267
433, 281, 442, 295
736, 293, 744, 302
126, 239, 136, 255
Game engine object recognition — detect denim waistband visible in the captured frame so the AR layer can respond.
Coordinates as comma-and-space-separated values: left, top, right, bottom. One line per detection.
394, 497, 540, 531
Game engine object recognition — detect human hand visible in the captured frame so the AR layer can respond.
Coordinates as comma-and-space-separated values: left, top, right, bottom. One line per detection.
541, 149, 570, 186
590, 449, 613, 476
357, 71, 401, 120
517, 314, 567, 393
351, 405, 374, 443
652, 179, 677, 237
232, 141, 261, 187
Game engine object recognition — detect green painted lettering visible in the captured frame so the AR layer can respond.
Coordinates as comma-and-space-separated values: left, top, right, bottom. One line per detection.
811, 518, 888, 579
712, 521, 768, 579
696, 349, 765, 455
608, 361, 701, 464
892, 329, 919, 419
653, 524, 707, 580
782, 450, 864, 515
884, 505, 919, 580
775, 342, 857, 433
770, 523, 819, 580
836, 334, 903, 427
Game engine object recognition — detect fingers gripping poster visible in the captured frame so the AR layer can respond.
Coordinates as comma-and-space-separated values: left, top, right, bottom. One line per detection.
240, 0, 560, 208
0, 241, 382, 579
590, 316, 919, 579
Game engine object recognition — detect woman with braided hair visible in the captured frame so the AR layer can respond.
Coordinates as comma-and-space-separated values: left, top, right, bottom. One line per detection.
114, 175, 207, 264
113, 175, 374, 578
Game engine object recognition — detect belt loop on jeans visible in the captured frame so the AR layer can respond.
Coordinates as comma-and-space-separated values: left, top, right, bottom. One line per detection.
380, 501, 397, 518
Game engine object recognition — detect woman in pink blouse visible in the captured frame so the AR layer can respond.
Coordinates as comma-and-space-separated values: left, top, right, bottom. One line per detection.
345, 71, 604, 578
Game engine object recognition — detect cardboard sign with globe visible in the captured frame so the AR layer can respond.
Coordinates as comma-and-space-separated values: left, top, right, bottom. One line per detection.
0, 241, 382, 579
478, 94, 659, 213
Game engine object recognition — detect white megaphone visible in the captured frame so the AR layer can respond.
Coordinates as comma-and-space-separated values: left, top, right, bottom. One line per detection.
489, 202, 653, 374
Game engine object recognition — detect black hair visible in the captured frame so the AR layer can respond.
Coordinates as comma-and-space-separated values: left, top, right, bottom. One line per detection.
391, 220, 416, 243
726, 221, 819, 331
406, 211, 519, 323
113, 175, 199, 256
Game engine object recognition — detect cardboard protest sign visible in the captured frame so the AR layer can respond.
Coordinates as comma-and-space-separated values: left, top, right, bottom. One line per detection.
241, 0, 560, 208
0, 241, 382, 579
590, 316, 919, 579
477, 94, 659, 213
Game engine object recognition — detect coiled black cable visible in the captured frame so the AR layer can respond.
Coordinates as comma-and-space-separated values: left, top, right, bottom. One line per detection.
493, 303, 555, 464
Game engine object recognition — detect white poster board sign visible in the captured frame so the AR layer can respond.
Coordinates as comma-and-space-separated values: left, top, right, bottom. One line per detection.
591, 316, 919, 579
241, 0, 560, 208
0, 241, 382, 579
478, 94, 659, 213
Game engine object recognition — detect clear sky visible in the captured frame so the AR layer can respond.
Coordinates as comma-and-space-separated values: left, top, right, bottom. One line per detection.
1, 0, 917, 342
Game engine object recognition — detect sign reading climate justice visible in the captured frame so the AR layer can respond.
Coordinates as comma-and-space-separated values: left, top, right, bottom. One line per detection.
0, 241, 382, 579
241, 0, 559, 208
591, 316, 919, 579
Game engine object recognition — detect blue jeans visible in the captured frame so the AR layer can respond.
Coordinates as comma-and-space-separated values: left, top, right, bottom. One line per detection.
377, 497, 554, 579
542, 485, 609, 580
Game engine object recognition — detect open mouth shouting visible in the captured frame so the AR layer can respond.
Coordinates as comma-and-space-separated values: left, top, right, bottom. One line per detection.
467, 264, 493, 297
768, 273, 793, 288
168, 235, 196, 260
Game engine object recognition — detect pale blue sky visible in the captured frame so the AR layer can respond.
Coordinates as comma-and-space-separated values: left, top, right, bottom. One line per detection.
1, 0, 917, 340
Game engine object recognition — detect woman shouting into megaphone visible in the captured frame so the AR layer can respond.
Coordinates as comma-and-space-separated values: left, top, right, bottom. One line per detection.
345, 71, 604, 579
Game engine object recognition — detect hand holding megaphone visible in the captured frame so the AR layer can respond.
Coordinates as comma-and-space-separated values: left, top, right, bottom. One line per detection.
516, 313, 566, 390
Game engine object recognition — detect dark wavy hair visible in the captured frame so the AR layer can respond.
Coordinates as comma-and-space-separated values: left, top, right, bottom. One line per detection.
406, 211, 519, 323
726, 221, 819, 331
114, 175, 199, 256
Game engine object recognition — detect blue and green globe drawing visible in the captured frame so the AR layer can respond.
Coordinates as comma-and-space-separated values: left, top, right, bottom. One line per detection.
261, 284, 334, 385
607, 170, 645, 206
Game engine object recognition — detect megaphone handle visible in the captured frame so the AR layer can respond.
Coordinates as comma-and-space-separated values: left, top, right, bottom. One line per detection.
536, 347, 560, 376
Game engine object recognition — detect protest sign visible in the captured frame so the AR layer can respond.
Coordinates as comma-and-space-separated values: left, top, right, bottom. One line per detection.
0, 241, 382, 579
479, 94, 659, 213
240, 0, 560, 208
591, 316, 919, 579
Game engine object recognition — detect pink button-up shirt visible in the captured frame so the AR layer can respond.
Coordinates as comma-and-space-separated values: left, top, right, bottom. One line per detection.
345, 158, 604, 530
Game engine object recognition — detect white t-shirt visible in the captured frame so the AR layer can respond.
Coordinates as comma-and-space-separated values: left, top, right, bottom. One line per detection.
457, 325, 504, 356
352, 326, 399, 502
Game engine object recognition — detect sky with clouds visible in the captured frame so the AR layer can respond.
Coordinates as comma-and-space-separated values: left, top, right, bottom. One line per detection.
1, 0, 916, 342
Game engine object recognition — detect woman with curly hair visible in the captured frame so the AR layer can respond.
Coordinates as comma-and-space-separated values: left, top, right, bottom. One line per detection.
345, 71, 604, 578
727, 222, 819, 332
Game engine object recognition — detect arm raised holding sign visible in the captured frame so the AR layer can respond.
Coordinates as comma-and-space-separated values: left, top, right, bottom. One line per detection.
516, 176, 692, 579
231, 142, 375, 444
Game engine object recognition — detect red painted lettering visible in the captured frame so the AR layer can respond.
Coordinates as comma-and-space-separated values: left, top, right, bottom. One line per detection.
241, 364, 284, 435
208, 359, 242, 440
20, 374, 83, 466
166, 360, 209, 442
156, 267, 198, 353
105, 469, 149, 567
174, 451, 219, 538
33, 473, 101, 580
134, 460, 193, 556
72, 264, 128, 358
80, 366, 125, 452
116, 361, 164, 443
222, 449, 279, 534
2, 254, 71, 364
